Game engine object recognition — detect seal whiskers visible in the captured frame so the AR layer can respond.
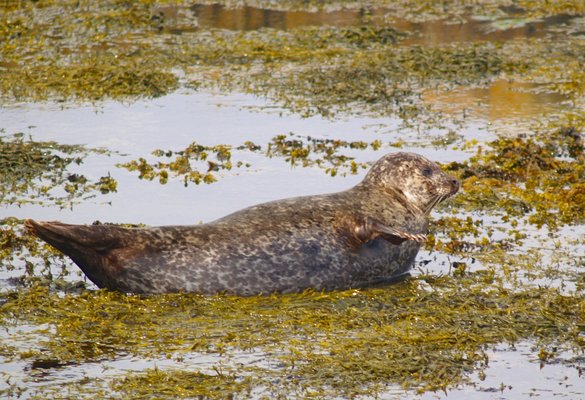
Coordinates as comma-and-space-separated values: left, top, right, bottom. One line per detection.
423, 194, 445, 215
25, 152, 459, 295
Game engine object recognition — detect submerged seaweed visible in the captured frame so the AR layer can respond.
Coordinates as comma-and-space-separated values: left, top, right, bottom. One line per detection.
0, 132, 117, 208
0, 275, 583, 398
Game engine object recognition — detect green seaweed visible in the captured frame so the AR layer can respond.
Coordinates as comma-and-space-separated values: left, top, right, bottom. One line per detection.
0, 132, 118, 208
0, 274, 583, 398
445, 121, 585, 230
118, 134, 384, 183
111, 369, 254, 400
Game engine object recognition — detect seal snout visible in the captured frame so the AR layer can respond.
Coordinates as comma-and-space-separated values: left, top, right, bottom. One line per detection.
449, 177, 460, 195
437, 176, 459, 199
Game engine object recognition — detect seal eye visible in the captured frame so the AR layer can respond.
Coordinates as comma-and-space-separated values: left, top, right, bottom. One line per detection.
421, 168, 433, 177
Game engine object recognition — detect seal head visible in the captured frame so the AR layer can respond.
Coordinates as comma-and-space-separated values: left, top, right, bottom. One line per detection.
361, 152, 459, 215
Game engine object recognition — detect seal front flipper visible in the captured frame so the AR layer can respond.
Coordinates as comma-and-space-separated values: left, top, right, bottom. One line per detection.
352, 217, 426, 245
371, 220, 427, 244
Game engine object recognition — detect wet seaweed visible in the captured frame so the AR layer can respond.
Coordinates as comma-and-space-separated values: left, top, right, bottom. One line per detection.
184, 31, 525, 119
0, 0, 177, 102
0, 217, 71, 287
119, 142, 237, 186
0, 274, 583, 398
265, 134, 382, 176
445, 120, 585, 230
0, 132, 118, 208
111, 368, 254, 399
118, 134, 384, 183
0, 1, 526, 119
0, 0, 579, 116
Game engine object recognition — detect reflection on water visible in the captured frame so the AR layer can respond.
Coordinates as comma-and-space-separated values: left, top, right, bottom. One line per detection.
156, 4, 382, 33
190, 4, 375, 30
423, 80, 569, 122
397, 14, 574, 45
161, 3, 574, 46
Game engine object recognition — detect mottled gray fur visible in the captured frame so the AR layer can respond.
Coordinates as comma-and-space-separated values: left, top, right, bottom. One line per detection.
25, 152, 459, 295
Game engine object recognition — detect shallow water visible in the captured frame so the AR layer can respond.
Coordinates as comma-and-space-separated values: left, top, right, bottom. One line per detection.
423, 80, 570, 125
419, 342, 585, 400
1, 2, 584, 399
2, 89, 583, 399
1, 91, 407, 225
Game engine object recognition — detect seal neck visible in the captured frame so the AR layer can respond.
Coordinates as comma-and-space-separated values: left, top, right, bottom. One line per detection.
352, 182, 423, 216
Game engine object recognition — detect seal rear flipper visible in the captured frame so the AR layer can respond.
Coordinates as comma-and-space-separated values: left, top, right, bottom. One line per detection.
24, 219, 127, 289
352, 217, 426, 245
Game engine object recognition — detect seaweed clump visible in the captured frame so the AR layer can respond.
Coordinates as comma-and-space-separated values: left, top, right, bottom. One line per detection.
120, 142, 237, 186
0, 0, 178, 102
445, 123, 585, 230
0, 133, 117, 208
118, 134, 385, 184
112, 369, 253, 399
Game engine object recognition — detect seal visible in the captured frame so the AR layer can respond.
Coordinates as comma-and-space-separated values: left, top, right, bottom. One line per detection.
25, 152, 459, 295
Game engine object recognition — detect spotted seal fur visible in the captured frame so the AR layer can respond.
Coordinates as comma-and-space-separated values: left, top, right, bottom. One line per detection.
25, 152, 459, 295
